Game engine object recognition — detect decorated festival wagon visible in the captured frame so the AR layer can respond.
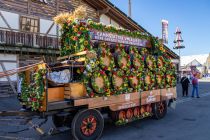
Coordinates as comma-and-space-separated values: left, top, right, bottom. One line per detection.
0, 6, 177, 140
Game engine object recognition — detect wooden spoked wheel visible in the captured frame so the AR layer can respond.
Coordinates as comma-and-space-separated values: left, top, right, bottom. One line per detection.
80, 115, 97, 136
71, 109, 104, 140
133, 107, 140, 117
152, 101, 167, 120
126, 109, 134, 120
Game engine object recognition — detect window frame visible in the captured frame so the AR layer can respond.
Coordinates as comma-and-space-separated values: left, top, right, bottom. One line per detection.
19, 15, 40, 33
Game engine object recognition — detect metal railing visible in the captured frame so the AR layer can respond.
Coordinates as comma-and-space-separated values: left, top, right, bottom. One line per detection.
0, 27, 60, 49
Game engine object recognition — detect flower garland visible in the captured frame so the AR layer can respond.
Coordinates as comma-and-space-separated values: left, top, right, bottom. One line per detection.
144, 70, 156, 91
128, 70, 144, 92
155, 72, 165, 89
140, 48, 149, 56
157, 56, 166, 72
116, 50, 131, 71
60, 20, 91, 56
98, 46, 115, 71
145, 55, 157, 71
111, 69, 128, 95
87, 20, 150, 40
90, 70, 111, 96
129, 46, 139, 54
20, 68, 46, 111
131, 53, 144, 72
165, 73, 176, 88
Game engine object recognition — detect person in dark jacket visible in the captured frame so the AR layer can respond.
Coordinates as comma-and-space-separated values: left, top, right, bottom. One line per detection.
180, 74, 190, 97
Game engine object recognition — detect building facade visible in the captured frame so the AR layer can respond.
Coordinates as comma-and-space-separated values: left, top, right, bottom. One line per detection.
0, 0, 179, 95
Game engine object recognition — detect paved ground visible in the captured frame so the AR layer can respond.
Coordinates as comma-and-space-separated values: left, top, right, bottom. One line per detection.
0, 80, 210, 140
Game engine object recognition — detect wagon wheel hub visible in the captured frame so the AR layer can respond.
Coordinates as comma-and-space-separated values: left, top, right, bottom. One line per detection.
80, 115, 97, 136
158, 102, 165, 114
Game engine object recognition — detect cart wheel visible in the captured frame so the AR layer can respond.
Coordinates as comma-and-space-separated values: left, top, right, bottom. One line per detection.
152, 101, 167, 119
71, 109, 104, 140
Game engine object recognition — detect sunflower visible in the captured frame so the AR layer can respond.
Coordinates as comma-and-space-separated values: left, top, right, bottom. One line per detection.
74, 28, 78, 33
84, 40, 89, 46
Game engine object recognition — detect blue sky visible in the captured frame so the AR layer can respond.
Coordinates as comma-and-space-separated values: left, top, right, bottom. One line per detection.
109, 0, 210, 56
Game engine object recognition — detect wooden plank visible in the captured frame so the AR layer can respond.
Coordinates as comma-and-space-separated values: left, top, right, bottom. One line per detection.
74, 88, 176, 109
161, 87, 177, 100
74, 92, 141, 108
0, 62, 17, 95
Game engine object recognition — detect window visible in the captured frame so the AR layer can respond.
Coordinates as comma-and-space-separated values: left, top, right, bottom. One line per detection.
20, 16, 39, 32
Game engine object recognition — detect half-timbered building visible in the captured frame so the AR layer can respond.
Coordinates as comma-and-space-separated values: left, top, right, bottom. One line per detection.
0, 0, 179, 95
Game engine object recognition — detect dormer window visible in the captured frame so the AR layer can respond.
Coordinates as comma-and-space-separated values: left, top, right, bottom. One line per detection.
20, 16, 39, 32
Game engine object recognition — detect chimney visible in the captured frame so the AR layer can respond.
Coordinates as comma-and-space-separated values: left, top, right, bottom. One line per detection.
128, 0, 131, 18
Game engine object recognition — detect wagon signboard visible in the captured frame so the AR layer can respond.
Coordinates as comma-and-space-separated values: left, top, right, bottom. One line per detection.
90, 30, 149, 47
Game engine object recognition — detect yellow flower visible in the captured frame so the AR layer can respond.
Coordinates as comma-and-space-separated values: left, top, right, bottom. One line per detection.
80, 27, 84, 31
66, 46, 70, 50
84, 40, 89, 46
74, 28, 78, 33
96, 61, 99, 65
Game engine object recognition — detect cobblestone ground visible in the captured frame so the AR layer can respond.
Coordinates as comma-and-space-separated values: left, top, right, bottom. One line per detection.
0, 79, 209, 140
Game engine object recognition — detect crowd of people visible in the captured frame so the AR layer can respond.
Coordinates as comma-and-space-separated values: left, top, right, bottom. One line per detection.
180, 73, 200, 98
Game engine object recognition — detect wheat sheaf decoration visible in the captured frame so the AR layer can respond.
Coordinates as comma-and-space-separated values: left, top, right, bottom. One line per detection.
53, 6, 87, 26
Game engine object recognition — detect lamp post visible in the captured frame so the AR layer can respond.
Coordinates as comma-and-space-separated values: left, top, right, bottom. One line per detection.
173, 27, 185, 82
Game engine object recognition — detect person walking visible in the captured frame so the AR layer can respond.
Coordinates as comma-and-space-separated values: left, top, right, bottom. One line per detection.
180, 74, 190, 97
191, 74, 200, 98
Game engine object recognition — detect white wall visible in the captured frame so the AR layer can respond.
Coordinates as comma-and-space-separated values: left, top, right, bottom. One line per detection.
100, 14, 110, 25
0, 54, 17, 81
0, 10, 19, 29
40, 19, 56, 35
100, 14, 121, 28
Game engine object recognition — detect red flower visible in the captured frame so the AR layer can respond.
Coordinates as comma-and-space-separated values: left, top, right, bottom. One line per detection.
90, 92, 94, 97
104, 67, 108, 70
142, 57, 144, 61
100, 71, 105, 75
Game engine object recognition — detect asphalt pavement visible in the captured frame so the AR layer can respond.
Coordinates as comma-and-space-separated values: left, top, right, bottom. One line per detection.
0, 80, 210, 140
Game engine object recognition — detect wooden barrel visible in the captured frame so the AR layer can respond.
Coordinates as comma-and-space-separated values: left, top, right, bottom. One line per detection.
157, 56, 166, 72
99, 51, 115, 71
111, 69, 128, 94
115, 50, 131, 71
145, 55, 156, 71
155, 73, 165, 89
91, 70, 110, 94
131, 53, 144, 72
144, 70, 156, 91
128, 71, 144, 91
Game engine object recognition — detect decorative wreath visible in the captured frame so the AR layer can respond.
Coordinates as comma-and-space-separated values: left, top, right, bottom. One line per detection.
155, 72, 165, 89
128, 70, 144, 92
144, 70, 156, 91
157, 56, 166, 72
132, 53, 144, 72
98, 49, 115, 71
140, 48, 149, 56
90, 70, 110, 96
116, 50, 131, 71
129, 46, 139, 54
165, 69, 176, 88
111, 69, 128, 95
145, 55, 156, 71
115, 43, 125, 53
